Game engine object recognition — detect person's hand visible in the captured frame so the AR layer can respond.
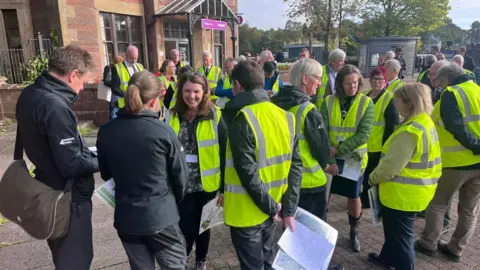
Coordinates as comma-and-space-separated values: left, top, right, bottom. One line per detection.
283, 216, 295, 232
325, 163, 339, 176
216, 194, 224, 207
329, 147, 337, 159
273, 203, 282, 222
267, 90, 275, 98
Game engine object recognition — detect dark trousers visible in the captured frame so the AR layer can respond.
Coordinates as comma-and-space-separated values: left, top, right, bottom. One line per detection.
47, 200, 93, 270
379, 205, 415, 270
361, 152, 381, 208
230, 218, 277, 270
298, 187, 327, 221
118, 224, 187, 270
178, 191, 216, 262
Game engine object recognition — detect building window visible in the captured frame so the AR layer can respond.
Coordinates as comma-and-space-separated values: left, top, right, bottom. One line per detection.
163, 21, 189, 39
100, 12, 145, 66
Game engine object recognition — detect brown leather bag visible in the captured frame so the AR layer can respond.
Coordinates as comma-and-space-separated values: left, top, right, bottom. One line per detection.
0, 126, 74, 240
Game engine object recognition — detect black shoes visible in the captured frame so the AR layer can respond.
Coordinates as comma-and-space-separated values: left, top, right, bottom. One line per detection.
438, 240, 461, 263
414, 240, 437, 257
367, 253, 394, 269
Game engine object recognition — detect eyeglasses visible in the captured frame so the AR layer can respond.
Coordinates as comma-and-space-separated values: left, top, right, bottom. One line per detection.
370, 77, 385, 82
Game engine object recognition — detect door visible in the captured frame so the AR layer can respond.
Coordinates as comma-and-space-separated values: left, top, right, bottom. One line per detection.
178, 42, 190, 65
214, 45, 223, 68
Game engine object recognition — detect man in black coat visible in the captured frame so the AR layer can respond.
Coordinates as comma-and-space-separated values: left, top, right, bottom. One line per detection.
457, 46, 476, 72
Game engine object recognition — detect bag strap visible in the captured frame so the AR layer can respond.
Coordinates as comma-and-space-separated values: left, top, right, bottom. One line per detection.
64, 178, 75, 192
14, 125, 23, 160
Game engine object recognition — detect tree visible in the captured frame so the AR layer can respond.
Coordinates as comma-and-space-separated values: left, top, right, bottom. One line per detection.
470, 21, 480, 43
419, 19, 466, 49
361, 0, 449, 37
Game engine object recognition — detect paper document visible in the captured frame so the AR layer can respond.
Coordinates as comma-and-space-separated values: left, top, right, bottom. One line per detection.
368, 185, 382, 227
337, 152, 362, 181
273, 207, 338, 270
199, 198, 224, 234
94, 179, 115, 207
88, 146, 97, 156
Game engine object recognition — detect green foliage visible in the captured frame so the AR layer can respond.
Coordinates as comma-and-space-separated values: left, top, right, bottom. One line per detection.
419, 19, 466, 49
0, 214, 9, 226
239, 22, 302, 54
49, 28, 60, 48
23, 55, 48, 85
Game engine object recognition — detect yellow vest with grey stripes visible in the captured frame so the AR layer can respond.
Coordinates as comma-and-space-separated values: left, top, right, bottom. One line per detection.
417, 69, 430, 82
367, 90, 394, 152
379, 113, 441, 211
223, 102, 295, 227
197, 66, 222, 101
385, 78, 405, 93
325, 94, 371, 169
431, 81, 480, 168
289, 102, 327, 188
167, 107, 222, 192
115, 63, 144, 108
159, 75, 177, 91
315, 65, 329, 110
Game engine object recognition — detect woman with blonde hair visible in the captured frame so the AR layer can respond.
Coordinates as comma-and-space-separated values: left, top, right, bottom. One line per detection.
367, 83, 441, 270
167, 72, 227, 270
96, 71, 189, 270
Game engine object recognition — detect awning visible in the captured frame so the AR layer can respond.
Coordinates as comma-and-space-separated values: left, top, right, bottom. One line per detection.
155, 0, 237, 20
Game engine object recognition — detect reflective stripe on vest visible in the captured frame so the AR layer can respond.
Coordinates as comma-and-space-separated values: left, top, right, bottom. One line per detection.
368, 91, 394, 152
168, 107, 222, 192
326, 94, 371, 169
417, 69, 429, 82
272, 76, 280, 93
386, 79, 405, 93
431, 81, 480, 167
197, 66, 221, 90
315, 65, 329, 110
223, 102, 295, 227
159, 75, 177, 90
115, 63, 144, 108
379, 113, 441, 211
290, 102, 327, 188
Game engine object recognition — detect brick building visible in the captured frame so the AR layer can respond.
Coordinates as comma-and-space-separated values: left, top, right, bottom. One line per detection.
0, 0, 240, 80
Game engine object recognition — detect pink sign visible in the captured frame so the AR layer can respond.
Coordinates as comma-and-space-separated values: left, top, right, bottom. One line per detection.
201, 19, 227, 31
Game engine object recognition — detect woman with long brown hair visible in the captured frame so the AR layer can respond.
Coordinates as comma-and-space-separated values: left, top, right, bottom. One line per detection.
159, 59, 177, 109
96, 71, 189, 269
167, 72, 227, 270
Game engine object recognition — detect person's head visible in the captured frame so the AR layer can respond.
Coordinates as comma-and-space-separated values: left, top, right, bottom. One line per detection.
428, 60, 448, 88
335, 64, 363, 98
124, 71, 161, 114
157, 79, 167, 100
231, 60, 264, 95
394, 47, 403, 58
174, 72, 214, 115
170, 49, 180, 63
259, 50, 274, 65
431, 45, 440, 55
244, 52, 251, 60
328, 49, 346, 72
125, 45, 139, 65
393, 83, 432, 119
457, 46, 467, 56
435, 62, 465, 89
289, 58, 322, 96
299, 48, 311, 59
224, 57, 237, 75
235, 55, 246, 63
451, 54, 464, 68
385, 59, 401, 81
202, 50, 213, 67
177, 65, 194, 82
160, 59, 176, 76
263, 61, 276, 79
48, 45, 94, 93
425, 54, 437, 66
437, 53, 445, 61
369, 67, 387, 92
113, 55, 123, 65
385, 51, 395, 61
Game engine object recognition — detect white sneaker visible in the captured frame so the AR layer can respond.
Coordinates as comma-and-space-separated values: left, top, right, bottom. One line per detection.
195, 261, 206, 270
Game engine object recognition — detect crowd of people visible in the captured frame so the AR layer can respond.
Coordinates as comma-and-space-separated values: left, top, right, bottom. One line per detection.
14, 42, 480, 270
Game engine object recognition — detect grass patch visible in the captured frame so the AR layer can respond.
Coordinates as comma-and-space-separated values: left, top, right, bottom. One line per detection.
0, 214, 9, 226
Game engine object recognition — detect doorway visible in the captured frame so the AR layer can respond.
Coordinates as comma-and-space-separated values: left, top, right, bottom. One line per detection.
164, 39, 190, 65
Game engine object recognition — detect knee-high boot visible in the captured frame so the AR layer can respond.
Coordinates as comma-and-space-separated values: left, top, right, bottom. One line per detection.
348, 213, 362, 253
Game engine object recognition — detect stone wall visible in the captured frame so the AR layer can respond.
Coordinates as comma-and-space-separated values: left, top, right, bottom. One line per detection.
0, 84, 109, 126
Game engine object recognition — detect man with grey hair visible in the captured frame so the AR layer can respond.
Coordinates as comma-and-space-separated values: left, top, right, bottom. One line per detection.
385, 51, 395, 61
416, 62, 480, 263
259, 49, 275, 66
16, 45, 99, 269
457, 46, 476, 71
197, 50, 222, 95
314, 48, 346, 109
169, 49, 186, 75
452, 54, 477, 81
215, 57, 237, 109
384, 59, 405, 92
417, 54, 437, 91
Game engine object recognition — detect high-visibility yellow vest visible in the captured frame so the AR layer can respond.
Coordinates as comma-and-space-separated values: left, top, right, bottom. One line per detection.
367, 90, 394, 152
159, 75, 177, 91
325, 94, 372, 169
316, 65, 329, 110
167, 107, 222, 192
385, 79, 405, 93
216, 74, 231, 109
224, 102, 295, 227
464, 69, 476, 80
197, 66, 222, 100
431, 81, 480, 168
289, 102, 327, 188
115, 63, 144, 108
271, 75, 281, 94
417, 69, 430, 82
379, 113, 441, 212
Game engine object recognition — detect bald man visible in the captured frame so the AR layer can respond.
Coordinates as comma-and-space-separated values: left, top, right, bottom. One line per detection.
169, 49, 186, 75
429, 60, 448, 103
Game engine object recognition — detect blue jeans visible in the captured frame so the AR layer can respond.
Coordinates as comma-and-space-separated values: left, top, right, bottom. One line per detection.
379, 205, 415, 270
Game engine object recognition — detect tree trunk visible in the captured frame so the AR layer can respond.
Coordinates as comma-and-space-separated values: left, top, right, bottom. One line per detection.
309, 32, 313, 57
338, 0, 344, 48
325, 0, 332, 52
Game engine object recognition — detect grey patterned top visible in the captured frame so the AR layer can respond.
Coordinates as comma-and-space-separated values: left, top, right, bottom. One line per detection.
178, 119, 203, 193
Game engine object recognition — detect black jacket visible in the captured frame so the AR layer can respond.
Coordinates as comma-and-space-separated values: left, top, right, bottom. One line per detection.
223, 89, 302, 218
272, 86, 330, 192
96, 109, 189, 234
464, 55, 476, 72
103, 64, 113, 87
15, 72, 99, 201
440, 75, 480, 170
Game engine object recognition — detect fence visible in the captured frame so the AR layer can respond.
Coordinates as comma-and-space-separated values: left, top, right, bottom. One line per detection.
0, 33, 54, 84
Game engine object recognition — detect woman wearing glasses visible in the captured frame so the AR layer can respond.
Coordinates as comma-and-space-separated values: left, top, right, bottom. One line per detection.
159, 59, 177, 109
166, 72, 227, 270
360, 67, 400, 208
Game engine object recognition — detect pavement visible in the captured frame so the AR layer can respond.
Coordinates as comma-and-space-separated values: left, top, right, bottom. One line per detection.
2, 86, 480, 270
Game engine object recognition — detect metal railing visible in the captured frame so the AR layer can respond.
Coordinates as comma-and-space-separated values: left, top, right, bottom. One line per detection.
0, 33, 54, 84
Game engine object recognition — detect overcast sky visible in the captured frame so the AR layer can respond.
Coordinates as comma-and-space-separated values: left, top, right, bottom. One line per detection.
238, 0, 479, 30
